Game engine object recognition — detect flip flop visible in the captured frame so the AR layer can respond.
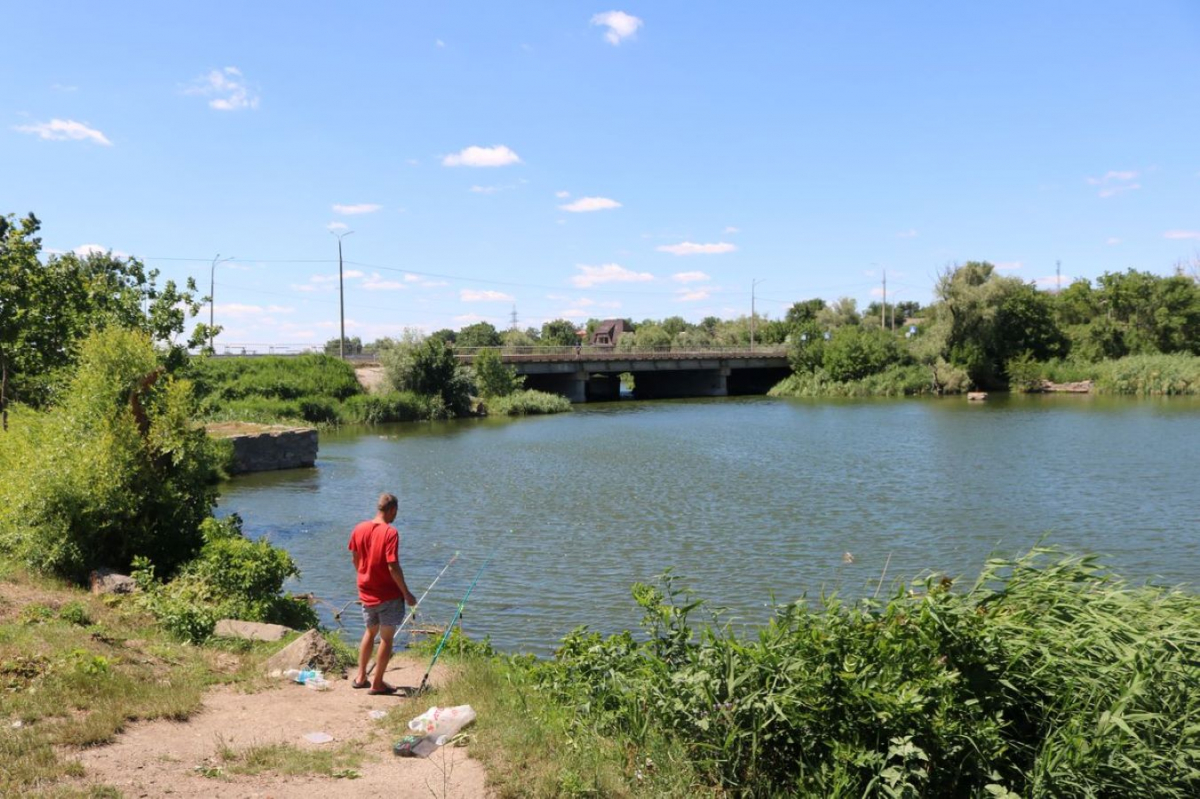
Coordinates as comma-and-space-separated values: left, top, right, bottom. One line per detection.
368, 685, 397, 696
351, 680, 370, 689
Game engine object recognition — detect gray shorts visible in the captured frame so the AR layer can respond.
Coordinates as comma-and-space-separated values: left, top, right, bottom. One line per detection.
361, 598, 406, 629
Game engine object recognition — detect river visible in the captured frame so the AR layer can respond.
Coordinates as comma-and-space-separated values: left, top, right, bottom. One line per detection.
217, 395, 1200, 654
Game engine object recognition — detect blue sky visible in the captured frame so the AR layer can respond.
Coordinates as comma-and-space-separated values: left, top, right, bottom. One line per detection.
4, 2, 1199, 350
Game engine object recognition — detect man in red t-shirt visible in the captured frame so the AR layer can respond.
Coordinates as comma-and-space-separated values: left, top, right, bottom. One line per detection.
348, 492, 417, 695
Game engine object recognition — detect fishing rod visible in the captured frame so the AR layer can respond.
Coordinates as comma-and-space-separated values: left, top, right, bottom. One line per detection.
367, 550, 460, 678
416, 552, 494, 695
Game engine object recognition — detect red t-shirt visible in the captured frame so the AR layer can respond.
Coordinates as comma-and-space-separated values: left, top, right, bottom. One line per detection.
347, 521, 402, 605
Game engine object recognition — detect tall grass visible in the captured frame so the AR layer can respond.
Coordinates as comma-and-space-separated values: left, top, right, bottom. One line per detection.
1031, 353, 1199, 395
484, 389, 572, 416
511, 549, 1199, 797
187, 354, 363, 404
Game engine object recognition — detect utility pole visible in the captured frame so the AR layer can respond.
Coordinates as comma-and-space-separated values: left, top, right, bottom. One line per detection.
331, 230, 354, 359
750, 278, 764, 351
881, 269, 887, 329
209, 253, 234, 354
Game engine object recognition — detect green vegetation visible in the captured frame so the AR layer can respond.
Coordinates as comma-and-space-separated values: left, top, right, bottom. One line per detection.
1008, 353, 1200, 396
0, 328, 219, 581
484, 389, 573, 416
206, 740, 366, 780
431, 549, 1200, 797
0, 213, 210, 424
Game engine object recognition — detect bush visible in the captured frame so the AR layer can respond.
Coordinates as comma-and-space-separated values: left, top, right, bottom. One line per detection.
770, 363, 941, 397
525, 550, 1200, 797
187, 354, 363, 405
339, 392, 430, 424
132, 515, 318, 642
382, 337, 474, 417
484, 389, 572, 416
0, 328, 218, 580
822, 326, 904, 381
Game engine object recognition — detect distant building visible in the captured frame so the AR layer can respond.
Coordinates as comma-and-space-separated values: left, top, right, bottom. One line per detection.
591, 319, 629, 347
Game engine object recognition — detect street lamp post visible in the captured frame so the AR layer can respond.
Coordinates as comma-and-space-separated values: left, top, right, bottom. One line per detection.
209, 253, 234, 354
331, 230, 354, 359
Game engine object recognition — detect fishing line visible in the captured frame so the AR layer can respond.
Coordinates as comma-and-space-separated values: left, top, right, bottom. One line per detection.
417, 551, 495, 695
367, 551, 460, 678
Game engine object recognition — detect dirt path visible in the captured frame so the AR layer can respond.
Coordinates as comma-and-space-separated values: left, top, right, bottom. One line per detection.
70, 657, 490, 798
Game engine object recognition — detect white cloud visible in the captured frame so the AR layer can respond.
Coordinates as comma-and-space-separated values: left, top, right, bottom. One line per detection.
327, 221, 349, 231
436, 39, 446, 48
591, 10, 643, 45
1164, 230, 1200, 240
72, 243, 130, 259
1087, 170, 1140, 198
555, 190, 571, 199
453, 314, 488, 324
362, 273, 408, 290
898, 228, 918, 238
559, 196, 621, 213
1105, 237, 1122, 245
461, 289, 515, 302
1098, 183, 1141, 198
442, 145, 522, 167
723, 226, 741, 234
571, 263, 653, 288
186, 66, 259, 111
677, 289, 710, 302
994, 261, 1023, 271
14, 118, 111, 145
50, 83, 78, 92
671, 271, 711, 283
332, 203, 381, 215
559, 308, 591, 319
656, 241, 737, 256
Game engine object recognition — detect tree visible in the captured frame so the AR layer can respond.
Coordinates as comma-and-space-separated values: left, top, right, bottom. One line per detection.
457, 321, 502, 349
785, 298, 826, 329
816, 297, 861, 330
1, 213, 206, 426
821, 325, 902, 381
540, 319, 580, 347
323, 336, 362, 356
381, 335, 472, 417
472, 347, 523, 397
427, 329, 457, 346
0, 328, 218, 579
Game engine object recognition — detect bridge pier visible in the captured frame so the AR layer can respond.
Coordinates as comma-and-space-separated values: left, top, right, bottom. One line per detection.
522, 368, 588, 403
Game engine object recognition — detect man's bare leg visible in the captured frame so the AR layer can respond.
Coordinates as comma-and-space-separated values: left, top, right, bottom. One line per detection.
371, 626, 397, 691
355, 624, 378, 685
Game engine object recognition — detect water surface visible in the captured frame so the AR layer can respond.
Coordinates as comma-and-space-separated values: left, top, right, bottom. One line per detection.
218, 395, 1200, 654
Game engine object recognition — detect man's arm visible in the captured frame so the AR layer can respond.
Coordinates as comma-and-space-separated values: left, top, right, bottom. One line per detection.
388, 562, 418, 607
351, 550, 361, 570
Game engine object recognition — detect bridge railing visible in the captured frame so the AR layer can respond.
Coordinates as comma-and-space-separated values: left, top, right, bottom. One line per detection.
208, 344, 789, 360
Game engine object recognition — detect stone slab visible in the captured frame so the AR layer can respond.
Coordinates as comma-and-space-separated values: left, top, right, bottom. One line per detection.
214, 619, 294, 641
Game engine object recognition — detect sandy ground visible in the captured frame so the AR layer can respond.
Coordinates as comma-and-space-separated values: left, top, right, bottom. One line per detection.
355, 366, 387, 393
68, 656, 491, 798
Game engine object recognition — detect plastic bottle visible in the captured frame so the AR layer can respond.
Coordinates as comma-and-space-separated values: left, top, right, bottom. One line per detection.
283, 669, 302, 682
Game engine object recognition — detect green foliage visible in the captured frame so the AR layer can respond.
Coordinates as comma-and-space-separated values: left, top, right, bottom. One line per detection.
382, 337, 473, 417
821, 325, 904, 381
771, 363, 939, 397
457, 321, 503, 348
0, 328, 218, 580
0, 213, 206, 415
540, 319, 580, 347
339, 391, 430, 423
133, 515, 317, 642
322, 336, 362, 356
484, 389, 572, 416
1005, 351, 1044, 392
523, 550, 1200, 797
187, 354, 363, 406
472, 347, 523, 398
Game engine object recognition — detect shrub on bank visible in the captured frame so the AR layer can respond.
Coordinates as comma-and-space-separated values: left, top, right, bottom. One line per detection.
521, 550, 1200, 797
1010, 353, 1200, 395
132, 515, 318, 642
770, 363, 945, 398
0, 329, 218, 580
339, 391, 430, 424
187, 354, 363, 405
483, 389, 572, 416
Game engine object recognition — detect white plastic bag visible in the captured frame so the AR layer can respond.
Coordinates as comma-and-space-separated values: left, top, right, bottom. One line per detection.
407, 705, 476, 745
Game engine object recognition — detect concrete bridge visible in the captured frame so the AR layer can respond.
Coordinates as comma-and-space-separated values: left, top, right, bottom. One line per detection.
454, 347, 790, 403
